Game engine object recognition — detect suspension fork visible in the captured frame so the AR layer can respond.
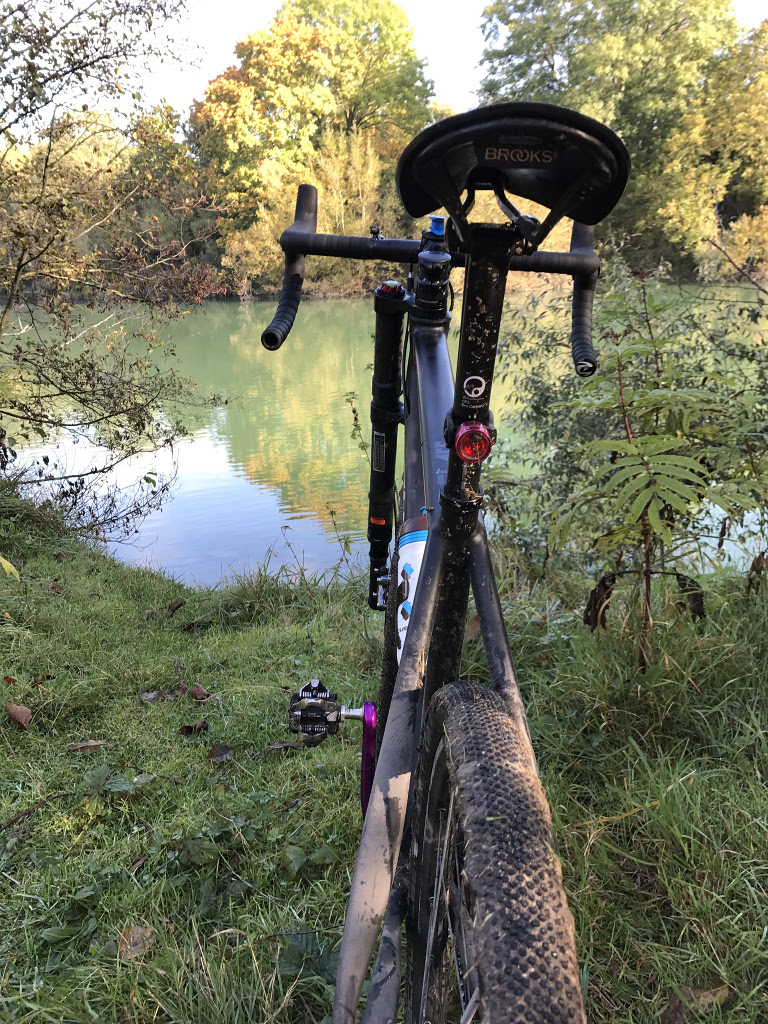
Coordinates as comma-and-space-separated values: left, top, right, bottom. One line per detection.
367, 280, 408, 610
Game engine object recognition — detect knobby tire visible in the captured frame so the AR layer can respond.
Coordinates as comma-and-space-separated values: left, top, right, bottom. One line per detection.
405, 680, 587, 1024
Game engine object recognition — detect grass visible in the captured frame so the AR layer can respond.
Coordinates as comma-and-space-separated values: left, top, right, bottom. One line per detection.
0, 508, 766, 1022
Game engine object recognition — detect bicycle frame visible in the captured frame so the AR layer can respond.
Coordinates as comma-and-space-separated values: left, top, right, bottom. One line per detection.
263, 103, 629, 1023
333, 249, 541, 1024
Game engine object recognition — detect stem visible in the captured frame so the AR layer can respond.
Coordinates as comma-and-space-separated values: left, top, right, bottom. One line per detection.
707, 237, 768, 297
0, 248, 27, 338
616, 350, 633, 445
617, 342, 652, 666
640, 511, 653, 670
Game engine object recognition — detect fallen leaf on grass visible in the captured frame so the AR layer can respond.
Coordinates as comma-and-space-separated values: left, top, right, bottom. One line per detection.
282, 845, 307, 876
5, 703, 31, 730
139, 690, 164, 704
660, 984, 733, 1024
181, 618, 212, 632
174, 682, 188, 696
68, 739, 105, 754
48, 583, 65, 595
3, 676, 16, 685
178, 720, 208, 736
130, 854, 148, 874
0, 557, 20, 581
466, 615, 481, 640
208, 743, 233, 764
189, 684, 220, 702
167, 600, 186, 616
117, 924, 155, 961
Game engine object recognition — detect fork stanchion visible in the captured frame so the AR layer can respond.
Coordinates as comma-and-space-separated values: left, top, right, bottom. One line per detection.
367, 281, 408, 610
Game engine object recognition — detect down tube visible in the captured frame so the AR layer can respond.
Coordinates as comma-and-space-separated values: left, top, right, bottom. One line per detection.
332, 521, 449, 1024
411, 320, 471, 711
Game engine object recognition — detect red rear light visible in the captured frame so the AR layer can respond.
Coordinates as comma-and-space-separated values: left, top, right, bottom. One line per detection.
454, 422, 493, 463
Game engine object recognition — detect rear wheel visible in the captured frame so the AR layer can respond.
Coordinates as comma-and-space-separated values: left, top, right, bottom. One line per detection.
405, 681, 586, 1024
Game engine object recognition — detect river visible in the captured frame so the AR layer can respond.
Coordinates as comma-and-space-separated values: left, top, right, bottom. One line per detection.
20, 287, 764, 584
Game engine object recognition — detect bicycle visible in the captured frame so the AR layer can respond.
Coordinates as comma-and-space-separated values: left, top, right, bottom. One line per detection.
262, 102, 629, 1024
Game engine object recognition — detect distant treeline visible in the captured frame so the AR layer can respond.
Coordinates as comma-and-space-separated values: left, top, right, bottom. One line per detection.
3, 0, 767, 308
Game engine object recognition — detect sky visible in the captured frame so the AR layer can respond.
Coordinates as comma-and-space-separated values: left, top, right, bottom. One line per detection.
147, 0, 487, 117
147, 0, 766, 119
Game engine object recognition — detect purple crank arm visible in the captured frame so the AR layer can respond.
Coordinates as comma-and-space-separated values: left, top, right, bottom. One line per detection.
360, 702, 377, 818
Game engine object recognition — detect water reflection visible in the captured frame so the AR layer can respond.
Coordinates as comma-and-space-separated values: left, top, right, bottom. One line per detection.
105, 300, 378, 584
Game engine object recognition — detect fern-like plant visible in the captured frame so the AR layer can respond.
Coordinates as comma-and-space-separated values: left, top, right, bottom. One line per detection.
494, 260, 768, 657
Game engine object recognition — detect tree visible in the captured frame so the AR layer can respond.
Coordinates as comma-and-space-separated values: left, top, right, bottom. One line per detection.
190, 1, 432, 294
189, 13, 341, 229
220, 128, 405, 295
658, 20, 768, 279
0, 0, 220, 533
190, 1, 433, 231
283, 0, 433, 146
0, 0, 181, 142
480, 0, 740, 259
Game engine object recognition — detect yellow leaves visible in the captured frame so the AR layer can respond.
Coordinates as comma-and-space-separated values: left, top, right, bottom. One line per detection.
656, 20, 768, 270
0, 556, 19, 581
192, 13, 340, 180
727, 204, 768, 270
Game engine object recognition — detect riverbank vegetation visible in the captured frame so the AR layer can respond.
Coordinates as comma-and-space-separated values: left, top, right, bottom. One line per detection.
1, 6, 768, 1017
3, 1, 768, 307
1, 0, 766, 526
0, 487, 767, 1022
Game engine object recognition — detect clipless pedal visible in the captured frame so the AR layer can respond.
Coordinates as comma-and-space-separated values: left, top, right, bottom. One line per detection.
287, 680, 376, 817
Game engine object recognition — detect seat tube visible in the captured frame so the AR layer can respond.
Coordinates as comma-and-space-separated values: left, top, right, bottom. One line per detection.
445, 251, 509, 500
367, 280, 407, 609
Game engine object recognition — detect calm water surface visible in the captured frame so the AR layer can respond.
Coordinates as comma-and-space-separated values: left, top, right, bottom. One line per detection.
97, 300, 386, 585
25, 291, 756, 584
24, 299, 523, 585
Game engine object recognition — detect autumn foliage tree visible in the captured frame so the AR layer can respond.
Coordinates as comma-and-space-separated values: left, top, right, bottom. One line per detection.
480, 0, 746, 267
0, 0, 220, 532
658, 20, 768, 279
189, 0, 433, 293
283, 0, 434, 146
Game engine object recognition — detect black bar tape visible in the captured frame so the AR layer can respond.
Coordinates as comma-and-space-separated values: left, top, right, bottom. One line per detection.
260, 256, 305, 351
261, 185, 318, 350
569, 222, 598, 377
274, 229, 600, 276
283, 231, 424, 264
509, 250, 599, 275
262, 188, 603, 354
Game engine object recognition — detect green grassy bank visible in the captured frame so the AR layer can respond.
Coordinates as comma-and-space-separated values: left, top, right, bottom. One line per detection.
0, 508, 766, 1023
